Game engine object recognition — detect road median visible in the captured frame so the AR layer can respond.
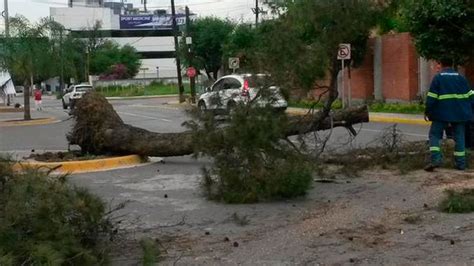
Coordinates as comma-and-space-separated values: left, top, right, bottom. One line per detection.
13, 154, 146, 174
0, 117, 60, 127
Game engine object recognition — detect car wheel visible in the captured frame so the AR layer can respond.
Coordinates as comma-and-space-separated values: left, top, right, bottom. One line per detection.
198, 101, 207, 112
62, 99, 68, 109
70, 99, 76, 110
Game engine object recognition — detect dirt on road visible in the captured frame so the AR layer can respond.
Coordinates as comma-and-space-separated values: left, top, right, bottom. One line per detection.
107, 167, 473, 265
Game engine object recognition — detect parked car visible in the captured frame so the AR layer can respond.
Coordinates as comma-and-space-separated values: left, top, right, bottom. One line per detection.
15, 86, 24, 94
197, 74, 287, 114
62, 84, 93, 109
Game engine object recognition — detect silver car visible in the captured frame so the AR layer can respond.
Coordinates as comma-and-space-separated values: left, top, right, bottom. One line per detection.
197, 74, 287, 114
62, 84, 93, 109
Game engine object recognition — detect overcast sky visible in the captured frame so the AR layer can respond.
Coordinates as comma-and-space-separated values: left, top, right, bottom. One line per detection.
0, 0, 258, 28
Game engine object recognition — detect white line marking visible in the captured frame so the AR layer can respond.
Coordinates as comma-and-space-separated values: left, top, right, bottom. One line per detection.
117, 111, 172, 122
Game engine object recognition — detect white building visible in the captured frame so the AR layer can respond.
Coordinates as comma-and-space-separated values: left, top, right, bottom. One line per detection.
50, 1, 179, 79
50, 7, 119, 30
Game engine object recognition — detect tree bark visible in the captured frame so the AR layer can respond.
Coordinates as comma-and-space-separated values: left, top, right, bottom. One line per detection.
23, 78, 31, 120
68, 92, 368, 157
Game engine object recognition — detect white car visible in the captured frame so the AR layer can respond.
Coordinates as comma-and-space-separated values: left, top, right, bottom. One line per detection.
197, 74, 287, 114
62, 84, 93, 109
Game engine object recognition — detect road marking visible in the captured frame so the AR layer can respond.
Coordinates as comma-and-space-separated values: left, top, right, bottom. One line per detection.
360, 128, 426, 138
117, 111, 172, 122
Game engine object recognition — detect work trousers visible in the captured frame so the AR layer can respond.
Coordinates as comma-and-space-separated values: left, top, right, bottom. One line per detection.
429, 121, 466, 169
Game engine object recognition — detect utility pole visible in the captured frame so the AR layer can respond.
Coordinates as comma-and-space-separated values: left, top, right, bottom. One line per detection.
171, 0, 185, 103
255, 0, 259, 26
142, 0, 147, 13
3, 0, 9, 37
185, 6, 196, 104
251, 0, 265, 26
60, 29, 64, 95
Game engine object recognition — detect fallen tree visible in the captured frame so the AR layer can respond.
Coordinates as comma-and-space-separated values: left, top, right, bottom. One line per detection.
67, 92, 369, 157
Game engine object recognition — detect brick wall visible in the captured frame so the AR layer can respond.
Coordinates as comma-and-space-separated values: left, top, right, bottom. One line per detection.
381, 33, 419, 102
347, 39, 375, 101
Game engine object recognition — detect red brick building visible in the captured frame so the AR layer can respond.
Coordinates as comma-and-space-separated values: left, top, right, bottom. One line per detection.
338, 33, 473, 103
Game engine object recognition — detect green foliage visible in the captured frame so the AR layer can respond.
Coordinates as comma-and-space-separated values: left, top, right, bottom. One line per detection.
289, 99, 343, 110
251, 0, 383, 92
184, 17, 234, 80
0, 164, 115, 265
439, 189, 474, 213
140, 238, 160, 266
222, 24, 259, 72
90, 41, 141, 78
289, 100, 425, 114
402, 0, 474, 64
368, 102, 425, 114
188, 104, 312, 203
376, 0, 410, 34
95, 82, 190, 97
0, 16, 65, 119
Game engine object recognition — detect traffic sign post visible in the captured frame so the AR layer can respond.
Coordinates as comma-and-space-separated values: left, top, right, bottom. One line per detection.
229, 57, 240, 73
338, 44, 351, 108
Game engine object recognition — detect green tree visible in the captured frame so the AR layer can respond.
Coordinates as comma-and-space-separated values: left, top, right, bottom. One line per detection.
255, 0, 382, 114
222, 24, 259, 72
89, 41, 141, 79
0, 16, 60, 120
61, 34, 88, 83
186, 17, 234, 80
402, 0, 474, 65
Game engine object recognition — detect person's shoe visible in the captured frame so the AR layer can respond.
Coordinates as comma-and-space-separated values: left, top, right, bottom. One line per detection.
424, 163, 439, 172
455, 166, 466, 171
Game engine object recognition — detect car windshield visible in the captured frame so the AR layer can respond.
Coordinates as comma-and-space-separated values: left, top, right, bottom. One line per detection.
76, 86, 92, 92
244, 75, 273, 88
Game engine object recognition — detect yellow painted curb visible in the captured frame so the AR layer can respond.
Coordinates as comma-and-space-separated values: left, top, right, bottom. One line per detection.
286, 108, 430, 126
369, 115, 430, 126
13, 155, 145, 174
0, 117, 59, 127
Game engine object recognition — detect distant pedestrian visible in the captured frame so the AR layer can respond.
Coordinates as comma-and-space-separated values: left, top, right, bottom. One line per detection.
34, 87, 42, 111
424, 59, 474, 171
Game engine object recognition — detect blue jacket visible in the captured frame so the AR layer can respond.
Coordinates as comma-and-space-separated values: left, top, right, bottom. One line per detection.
425, 68, 474, 122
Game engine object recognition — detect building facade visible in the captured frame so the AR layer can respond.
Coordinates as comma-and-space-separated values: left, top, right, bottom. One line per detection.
50, 1, 182, 80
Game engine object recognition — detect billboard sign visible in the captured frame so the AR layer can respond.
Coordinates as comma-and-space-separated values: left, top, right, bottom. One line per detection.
120, 14, 189, 29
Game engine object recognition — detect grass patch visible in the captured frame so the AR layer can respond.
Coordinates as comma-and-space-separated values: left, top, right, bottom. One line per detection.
439, 189, 474, 213
289, 99, 342, 110
140, 238, 160, 266
96, 81, 190, 97
289, 100, 425, 114
369, 102, 425, 114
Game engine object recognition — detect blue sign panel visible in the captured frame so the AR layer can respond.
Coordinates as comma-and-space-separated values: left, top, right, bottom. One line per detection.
120, 14, 188, 29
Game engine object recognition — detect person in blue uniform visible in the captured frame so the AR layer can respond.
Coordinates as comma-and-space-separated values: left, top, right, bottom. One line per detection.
424, 59, 474, 171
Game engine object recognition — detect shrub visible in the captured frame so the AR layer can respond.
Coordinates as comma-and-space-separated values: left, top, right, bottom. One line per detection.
0, 161, 115, 265
189, 104, 313, 203
439, 189, 474, 213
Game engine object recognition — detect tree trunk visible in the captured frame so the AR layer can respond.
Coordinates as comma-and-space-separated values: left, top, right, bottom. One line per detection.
68, 92, 368, 157
23, 78, 31, 121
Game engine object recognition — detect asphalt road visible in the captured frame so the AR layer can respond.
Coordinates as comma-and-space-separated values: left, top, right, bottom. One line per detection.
0, 95, 429, 155
0, 95, 435, 264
